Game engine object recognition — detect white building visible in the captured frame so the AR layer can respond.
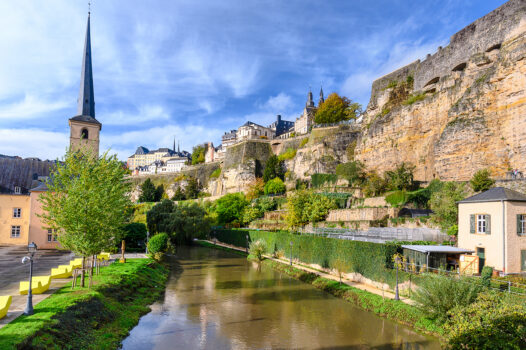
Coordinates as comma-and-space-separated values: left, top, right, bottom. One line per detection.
237, 121, 275, 141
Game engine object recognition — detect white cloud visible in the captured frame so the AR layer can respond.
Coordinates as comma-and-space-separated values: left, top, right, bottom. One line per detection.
0, 128, 68, 160
103, 105, 170, 125
261, 92, 294, 111
0, 95, 68, 120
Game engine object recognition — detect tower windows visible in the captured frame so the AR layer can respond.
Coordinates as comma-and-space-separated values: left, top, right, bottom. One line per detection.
81, 128, 89, 140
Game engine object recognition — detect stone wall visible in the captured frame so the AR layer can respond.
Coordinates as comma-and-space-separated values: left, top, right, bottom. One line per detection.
223, 140, 272, 171
326, 207, 390, 222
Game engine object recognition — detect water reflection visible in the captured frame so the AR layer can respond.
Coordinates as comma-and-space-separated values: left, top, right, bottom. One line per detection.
121, 247, 440, 350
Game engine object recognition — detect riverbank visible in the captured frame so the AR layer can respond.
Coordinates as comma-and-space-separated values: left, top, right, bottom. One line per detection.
197, 240, 444, 339
0, 259, 169, 350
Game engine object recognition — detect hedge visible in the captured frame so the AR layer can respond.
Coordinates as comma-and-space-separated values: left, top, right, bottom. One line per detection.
211, 229, 409, 287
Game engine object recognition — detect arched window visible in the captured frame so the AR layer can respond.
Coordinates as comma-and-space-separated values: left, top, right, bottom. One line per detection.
81, 128, 89, 140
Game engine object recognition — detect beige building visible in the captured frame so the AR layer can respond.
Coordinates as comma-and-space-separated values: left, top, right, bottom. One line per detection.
294, 89, 321, 135
0, 194, 31, 245
458, 187, 526, 274
237, 121, 275, 141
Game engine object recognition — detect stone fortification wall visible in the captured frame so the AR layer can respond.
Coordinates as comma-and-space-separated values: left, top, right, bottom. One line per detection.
223, 140, 272, 170
368, 61, 419, 109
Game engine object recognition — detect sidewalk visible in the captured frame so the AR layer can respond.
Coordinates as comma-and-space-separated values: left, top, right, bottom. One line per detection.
202, 240, 413, 305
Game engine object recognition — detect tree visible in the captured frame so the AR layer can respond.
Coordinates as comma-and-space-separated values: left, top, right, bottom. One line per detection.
470, 169, 495, 192
171, 187, 186, 201
214, 193, 248, 224
146, 199, 174, 234
191, 144, 206, 165
138, 178, 157, 202
362, 171, 390, 197
39, 147, 131, 287
335, 161, 366, 186
385, 162, 416, 191
430, 182, 467, 233
314, 93, 362, 124
263, 155, 284, 182
184, 177, 200, 199
264, 177, 286, 195
245, 178, 265, 201
154, 184, 164, 202
286, 190, 336, 227
122, 223, 147, 249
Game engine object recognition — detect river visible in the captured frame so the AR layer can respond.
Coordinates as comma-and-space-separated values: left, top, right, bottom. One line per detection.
121, 246, 440, 349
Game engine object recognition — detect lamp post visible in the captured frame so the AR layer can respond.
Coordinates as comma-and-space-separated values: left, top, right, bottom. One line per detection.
23, 242, 38, 315
246, 235, 249, 254
394, 256, 400, 301
290, 241, 293, 266
145, 231, 149, 255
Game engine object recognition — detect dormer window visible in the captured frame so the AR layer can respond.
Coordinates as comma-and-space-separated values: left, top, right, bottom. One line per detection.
14, 186, 21, 194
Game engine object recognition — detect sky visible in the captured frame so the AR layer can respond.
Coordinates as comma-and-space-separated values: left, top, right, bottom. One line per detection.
0, 0, 509, 161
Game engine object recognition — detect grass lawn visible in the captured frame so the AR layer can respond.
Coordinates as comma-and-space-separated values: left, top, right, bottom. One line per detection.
0, 258, 169, 350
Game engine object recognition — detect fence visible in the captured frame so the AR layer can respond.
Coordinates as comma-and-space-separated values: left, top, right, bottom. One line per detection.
300, 227, 450, 243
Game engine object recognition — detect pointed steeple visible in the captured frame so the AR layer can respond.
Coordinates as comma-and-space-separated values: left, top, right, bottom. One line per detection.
75, 13, 98, 123
319, 86, 324, 105
173, 136, 176, 153
178, 141, 180, 153
306, 87, 315, 108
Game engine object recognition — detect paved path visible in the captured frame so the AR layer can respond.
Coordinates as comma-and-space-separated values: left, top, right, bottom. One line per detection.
202, 240, 414, 305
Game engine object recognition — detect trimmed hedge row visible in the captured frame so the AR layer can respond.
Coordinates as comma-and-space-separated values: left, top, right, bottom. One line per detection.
212, 229, 408, 287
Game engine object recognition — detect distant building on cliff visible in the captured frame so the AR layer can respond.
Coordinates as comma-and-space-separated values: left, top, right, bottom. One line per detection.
127, 142, 191, 175
294, 88, 322, 135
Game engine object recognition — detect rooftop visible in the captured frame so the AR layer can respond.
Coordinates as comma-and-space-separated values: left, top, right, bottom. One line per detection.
402, 245, 474, 254
458, 187, 526, 203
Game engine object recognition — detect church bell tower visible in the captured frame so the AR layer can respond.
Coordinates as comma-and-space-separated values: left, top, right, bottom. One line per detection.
69, 12, 101, 156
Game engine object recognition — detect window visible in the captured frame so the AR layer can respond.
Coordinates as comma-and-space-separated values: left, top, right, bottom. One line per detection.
470, 214, 491, 234
14, 186, 21, 194
47, 229, 58, 242
517, 215, 526, 236
11, 226, 20, 238
13, 208, 21, 218
81, 128, 89, 140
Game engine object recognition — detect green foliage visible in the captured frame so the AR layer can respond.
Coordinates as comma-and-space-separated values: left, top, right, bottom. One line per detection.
215, 193, 249, 224
314, 93, 362, 124
447, 224, 458, 236
122, 223, 147, 249
445, 292, 526, 349
470, 169, 495, 192
386, 80, 398, 89
171, 187, 186, 201
430, 182, 467, 233
131, 202, 155, 225
147, 233, 169, 260
209, 168, 221, 178
264, 177, 286, 195
286, 190, 337, 227
412, 275, 482, 323
299, 137, 309, 148
242, 207, 263, 225
318, 192, 352, 209
403, 93, 426, 105
249, 240, 266, 261
146, 199, 174, 234
385, 162, 416, 191
335, 161, 366, 186
184, 177, 200, 199
139, 178, 161, 203
480, 266, 493, 288
213, 229, 409, 287
255, 196, 278, 212
191, 144, 206, 165
245, 178, 265, 201
385, 190, 409, 208
263, 155, 285, 182
39, 147, 132, 258
311, 173, 338, 188
278, 147, 297, 161
362, 171, 390, 197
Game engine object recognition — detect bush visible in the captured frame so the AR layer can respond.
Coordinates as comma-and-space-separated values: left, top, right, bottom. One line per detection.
191, 144, 206, 165
412, 275, 482, 323
138, 178, 164, 203
263, 155, 284, 182
445, 292, 526, 349
214, 193, 248, 224
286, 190, 337, 227
209, 168, 221, 178
335, 161, 366, 186
299, 137, 309, 148
470, 169, 495, 192
254, 196, 277, 212
385, 162, 416, 191
171, 187, 186, 201
278, 148, 297, 161
430, 182, 467, 233
362, 171, 390, 197
264, 177, 286, 195
242, 207, 263, 225
245, 178, 265, 201
318, 192, 352, 209
311, 173, 338, 188
249, 240, 266, 261
385, 190, 409, 208
147, 233, 169, 260
480, 266, 493, 288
122, 223, 147, 249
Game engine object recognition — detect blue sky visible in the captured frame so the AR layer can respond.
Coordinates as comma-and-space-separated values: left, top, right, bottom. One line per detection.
0, 0, 508, 160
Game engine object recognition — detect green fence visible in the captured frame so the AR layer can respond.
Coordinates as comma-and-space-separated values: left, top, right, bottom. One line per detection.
211, 229, 409, 287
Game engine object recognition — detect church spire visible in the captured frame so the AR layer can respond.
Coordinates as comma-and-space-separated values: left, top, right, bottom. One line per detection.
173, 136, 176, 153
306, 87, 315, 108
77, 13, 96, 119
319, 86, 324, 105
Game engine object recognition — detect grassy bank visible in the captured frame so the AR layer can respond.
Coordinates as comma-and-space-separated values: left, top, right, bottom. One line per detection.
0, 259, 169, 350
197, 240, 443, 339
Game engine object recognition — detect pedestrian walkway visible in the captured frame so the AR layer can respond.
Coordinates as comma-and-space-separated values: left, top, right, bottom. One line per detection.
202, 240, 413, 305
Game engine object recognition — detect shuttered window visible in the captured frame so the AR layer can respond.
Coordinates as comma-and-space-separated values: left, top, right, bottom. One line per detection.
522, 250, 526, 271
471, 214, 490, 234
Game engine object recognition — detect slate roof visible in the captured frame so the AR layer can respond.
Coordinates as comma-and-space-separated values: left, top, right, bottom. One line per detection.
30, 182, 49, 192
458, 187, 526, 203
69, 115, 101, 125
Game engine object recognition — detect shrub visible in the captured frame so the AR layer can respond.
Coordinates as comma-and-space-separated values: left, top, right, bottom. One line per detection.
249, 240, 266, 261
209, 168, 221, 178
286, 191, 337, 227
278, 148, 297, 161
255, 196, 277, 212
311, 173, 338, 188
447, 224, 458, 236
147, 233, 169, 260
245, 178, 265, 201
122, 223, 147, 249
171, 187, 186, 201
385, 190, 409, 208
480, 266, 493, 288
385, 162, 416, 191
445, 292, 526, 349
362, 171, 390, 197
263, 155, 284, 182
138, 178, 163, 203
335, 161, 366, 186
470, 169, 495, 192
191, 144, 206, 165
403, 93, 426, 105
318, 192, 352, 209
299, 137, 309, 148
412, 275, 481, 323
184, 177, 200, 200
214, 193, 248, 224
242, 207, 263, 225
264, 177, 286, 195
430, 182, 467, 233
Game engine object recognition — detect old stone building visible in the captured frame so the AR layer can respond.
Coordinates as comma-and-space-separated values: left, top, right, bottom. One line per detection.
268, 115, 294, 137
294, 88, 322, 134
237, 121, 275, 141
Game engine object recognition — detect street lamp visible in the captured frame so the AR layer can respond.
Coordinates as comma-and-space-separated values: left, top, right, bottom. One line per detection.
394, 256, 400, 301
290, 241, 293, 266
246, 235, 249, 254
23, 242, 38, 315
145, 231, 149, 255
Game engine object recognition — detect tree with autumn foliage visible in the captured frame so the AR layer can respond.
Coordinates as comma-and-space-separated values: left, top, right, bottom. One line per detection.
314, 93, 362, 124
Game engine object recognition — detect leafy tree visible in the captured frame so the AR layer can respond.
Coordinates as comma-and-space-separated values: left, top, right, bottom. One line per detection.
263, 155, 284, 182
385, 162, 416, 191
184, 177, 200, 199
122, 223, 147, 249
335, 161, 366, 186
264, 177, 286, 195
362, 171, 390, 197
171, 187, 186, 201
245, 178, 265, 201
286, 190, 336, 227
470, 169, 495, 192
430, 182, 467, 233
191, 144, 206, 165
139, 178, 157, 202
254, 196, 277, 212
214, 193, 249, 224
314, 93, 362, 124
242, 206, 263, 225
160, 202, 210, 244
39, 147, 131, 287
146, 199, 174, 234
154, 184, 164, 202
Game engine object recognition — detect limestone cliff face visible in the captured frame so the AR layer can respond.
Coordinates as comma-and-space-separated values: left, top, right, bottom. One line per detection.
355, 14, 526, 181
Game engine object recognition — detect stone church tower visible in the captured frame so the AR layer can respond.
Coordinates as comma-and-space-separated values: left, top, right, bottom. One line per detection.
69, 13, 101, 156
